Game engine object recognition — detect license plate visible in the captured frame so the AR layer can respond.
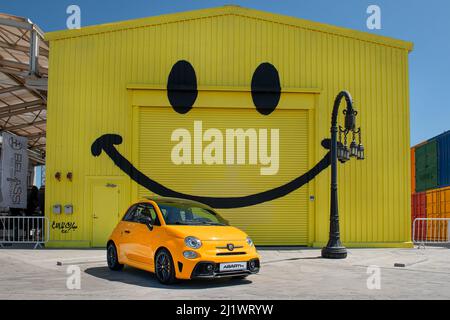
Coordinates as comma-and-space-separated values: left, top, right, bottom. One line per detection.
219, 262, 246, 272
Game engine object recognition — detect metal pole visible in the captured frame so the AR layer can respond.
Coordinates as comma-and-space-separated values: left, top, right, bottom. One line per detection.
321, 91, 355, 259
29, 28, 40, 76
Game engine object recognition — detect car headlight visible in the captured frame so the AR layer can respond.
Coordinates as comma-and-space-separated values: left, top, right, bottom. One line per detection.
185, 236, 202, 249
183, 250, 199, 259
246, 237, 254, 247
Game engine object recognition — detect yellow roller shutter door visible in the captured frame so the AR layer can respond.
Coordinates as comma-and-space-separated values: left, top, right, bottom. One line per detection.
138, 106, 309, 245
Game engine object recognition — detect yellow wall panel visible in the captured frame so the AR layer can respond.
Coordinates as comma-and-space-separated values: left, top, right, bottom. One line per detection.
45, 6, 412, 247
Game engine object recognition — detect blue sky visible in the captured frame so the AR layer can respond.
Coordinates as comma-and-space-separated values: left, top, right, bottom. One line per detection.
1, 0, 449, 146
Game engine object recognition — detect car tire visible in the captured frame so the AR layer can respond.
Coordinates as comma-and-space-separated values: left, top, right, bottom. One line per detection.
155, 248, 177, 285
107, 242, 124, 271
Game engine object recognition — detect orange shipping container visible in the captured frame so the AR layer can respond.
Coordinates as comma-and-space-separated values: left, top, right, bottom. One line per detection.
426, 187, 450, 241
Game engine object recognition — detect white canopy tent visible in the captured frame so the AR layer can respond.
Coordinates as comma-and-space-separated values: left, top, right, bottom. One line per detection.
0, 13, 47, 165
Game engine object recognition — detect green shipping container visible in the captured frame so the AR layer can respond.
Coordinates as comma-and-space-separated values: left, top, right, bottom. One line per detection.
415, 140, 438, 192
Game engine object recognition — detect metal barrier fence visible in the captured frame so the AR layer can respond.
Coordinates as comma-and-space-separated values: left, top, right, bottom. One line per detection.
0, 216, 49, 249
413, 218, 450, 245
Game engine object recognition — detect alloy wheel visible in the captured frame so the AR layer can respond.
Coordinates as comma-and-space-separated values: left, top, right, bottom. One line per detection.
156, 251, 173, 283
107, 243, 123, 271
107, 245, 116, 267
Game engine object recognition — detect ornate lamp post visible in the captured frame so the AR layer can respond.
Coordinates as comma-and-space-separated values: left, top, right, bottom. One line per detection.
322, 91, 364, 259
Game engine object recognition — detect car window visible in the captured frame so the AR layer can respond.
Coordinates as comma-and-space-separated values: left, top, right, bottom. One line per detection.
122, 205, 137, 222
134, 203, 160, 225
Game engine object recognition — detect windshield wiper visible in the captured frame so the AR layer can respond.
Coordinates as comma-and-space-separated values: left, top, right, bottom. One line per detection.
197, 221, 226, 226
172, 221, 225, 226
173, 221, 197, 225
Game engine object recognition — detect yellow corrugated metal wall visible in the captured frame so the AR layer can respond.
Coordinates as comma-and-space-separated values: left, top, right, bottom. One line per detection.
137, 106, 310, 245
45, 6, 412, 247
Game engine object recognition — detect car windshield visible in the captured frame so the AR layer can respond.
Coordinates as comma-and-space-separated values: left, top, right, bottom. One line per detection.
157, 202, 229, 226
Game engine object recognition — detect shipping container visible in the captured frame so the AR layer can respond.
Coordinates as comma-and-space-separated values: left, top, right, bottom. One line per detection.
426, 190, 440, 241
415, 140, 438, 192
411, 192, 426, 241
411, 147, 416, 193
439, 187, 450, 214
45, 6, 413, 248
436, 131, 450, 188
426, 187, 450, 242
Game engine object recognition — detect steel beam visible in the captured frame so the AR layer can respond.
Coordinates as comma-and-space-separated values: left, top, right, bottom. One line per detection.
0, 67, 25, 76
0, 17, 32, 31
0, 99, 44, 112
25, 77, 48, 91
0, 105, 45, 118
30, 143, 45, 149
24, 132, 45, 140
0, 17, 45, 38
3, 72, 47, 101
0, 41, 49, 57
0, 85, 24, 94
29, 29, 39, 76
0, 60, 48, 74
1, 119, 45, 131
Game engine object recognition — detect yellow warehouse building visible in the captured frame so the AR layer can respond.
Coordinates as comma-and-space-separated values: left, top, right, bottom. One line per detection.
45, 6, 413, 248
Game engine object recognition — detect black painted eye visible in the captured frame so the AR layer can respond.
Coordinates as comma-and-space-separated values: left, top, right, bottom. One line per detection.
167, 60, 198, 114
251, 63, 281, 115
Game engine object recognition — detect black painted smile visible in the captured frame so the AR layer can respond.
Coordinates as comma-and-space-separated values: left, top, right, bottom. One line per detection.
91, 134, 330, 209
91, 60, 331, 209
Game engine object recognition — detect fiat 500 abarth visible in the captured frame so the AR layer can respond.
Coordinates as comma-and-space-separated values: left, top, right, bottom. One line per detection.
107, 197, 260, 284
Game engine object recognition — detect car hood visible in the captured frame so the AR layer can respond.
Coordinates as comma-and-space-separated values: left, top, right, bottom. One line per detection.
164, 225, 248, 241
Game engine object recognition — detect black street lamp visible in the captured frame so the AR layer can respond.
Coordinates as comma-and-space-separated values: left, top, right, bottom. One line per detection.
322, 91, 364, 259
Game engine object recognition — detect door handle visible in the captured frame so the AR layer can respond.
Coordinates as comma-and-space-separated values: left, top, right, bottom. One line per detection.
124, 230, 131, 234
93, 215, 99, 219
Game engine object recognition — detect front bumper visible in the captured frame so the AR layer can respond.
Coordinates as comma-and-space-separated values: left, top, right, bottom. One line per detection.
169, 238, 260, 279
190, 258, 260, 279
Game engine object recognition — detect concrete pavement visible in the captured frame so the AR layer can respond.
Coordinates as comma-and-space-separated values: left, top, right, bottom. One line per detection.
0, 246, 449, 299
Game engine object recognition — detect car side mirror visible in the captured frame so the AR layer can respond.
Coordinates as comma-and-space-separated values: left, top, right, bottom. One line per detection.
138, 216, 153, 230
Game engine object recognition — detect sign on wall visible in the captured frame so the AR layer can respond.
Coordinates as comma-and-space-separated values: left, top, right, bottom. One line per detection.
0, 133, 29, 209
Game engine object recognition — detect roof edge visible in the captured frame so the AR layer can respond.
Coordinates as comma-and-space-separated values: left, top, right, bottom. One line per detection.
412, 130, 450, 148
45, 5, 413, 51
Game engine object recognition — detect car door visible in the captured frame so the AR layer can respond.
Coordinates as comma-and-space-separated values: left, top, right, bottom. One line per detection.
127, 203, 161, 267
116, 205, 138, 262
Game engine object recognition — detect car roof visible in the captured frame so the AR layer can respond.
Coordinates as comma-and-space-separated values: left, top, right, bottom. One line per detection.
142, 196, 213, 209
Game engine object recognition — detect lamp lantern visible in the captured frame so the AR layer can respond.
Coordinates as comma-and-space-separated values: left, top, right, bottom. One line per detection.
350, 140, 358, 158
357, 143, 365, 160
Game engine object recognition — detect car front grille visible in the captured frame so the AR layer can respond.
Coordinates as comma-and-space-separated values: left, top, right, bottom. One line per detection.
216, 252, 247, 256
215, 245, 244, 250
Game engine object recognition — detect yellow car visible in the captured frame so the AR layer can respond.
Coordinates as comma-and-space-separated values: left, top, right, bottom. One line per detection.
107, 197, 260, 284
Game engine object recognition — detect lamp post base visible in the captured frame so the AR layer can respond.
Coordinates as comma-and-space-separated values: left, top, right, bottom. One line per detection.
321, 246, 347, 259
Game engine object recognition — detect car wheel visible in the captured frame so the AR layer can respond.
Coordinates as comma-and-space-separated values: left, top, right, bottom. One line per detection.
155, 249, 176, 285
107, 243, 124, 271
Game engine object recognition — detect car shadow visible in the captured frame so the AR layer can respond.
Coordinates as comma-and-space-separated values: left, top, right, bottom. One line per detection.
84, 266, 253, 289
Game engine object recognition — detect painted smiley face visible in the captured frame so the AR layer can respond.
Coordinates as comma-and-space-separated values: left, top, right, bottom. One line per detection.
167, 60, 281, 116
91, 60, 331, 209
